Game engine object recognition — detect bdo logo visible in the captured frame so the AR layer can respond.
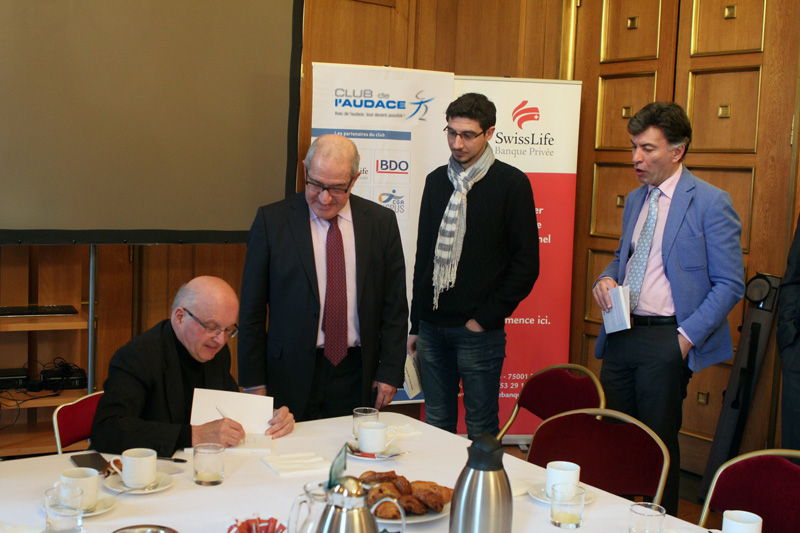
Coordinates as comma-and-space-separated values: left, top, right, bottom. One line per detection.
376, 159, 409, 174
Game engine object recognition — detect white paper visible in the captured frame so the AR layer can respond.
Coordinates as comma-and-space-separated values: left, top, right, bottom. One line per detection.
403, 352, 422, 399
601, 285, 631, 334
190, 388, 274, 453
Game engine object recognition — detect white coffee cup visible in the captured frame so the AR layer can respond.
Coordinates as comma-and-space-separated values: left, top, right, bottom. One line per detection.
357, 421, 397, 453
110, 448, 157, 489
60, 467, 99, 511
546, 461, 581, 498
722, 510, 763, 533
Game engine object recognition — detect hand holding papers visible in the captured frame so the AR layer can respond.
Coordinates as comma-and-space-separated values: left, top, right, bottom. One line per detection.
601, 285, 631, 334
191, 388, 274, 453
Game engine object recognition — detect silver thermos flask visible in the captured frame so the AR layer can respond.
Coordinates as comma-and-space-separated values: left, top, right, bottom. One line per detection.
449, 433, 512, 533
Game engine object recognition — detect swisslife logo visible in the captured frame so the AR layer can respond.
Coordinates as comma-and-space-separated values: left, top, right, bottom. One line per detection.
512, 101, 540, 128
493, 100, 555, 158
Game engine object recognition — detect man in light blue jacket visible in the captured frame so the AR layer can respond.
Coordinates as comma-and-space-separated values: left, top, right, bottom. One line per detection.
592, 102, 745, 514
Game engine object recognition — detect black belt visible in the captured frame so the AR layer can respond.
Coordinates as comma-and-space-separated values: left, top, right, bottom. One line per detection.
632, 315, 677, 326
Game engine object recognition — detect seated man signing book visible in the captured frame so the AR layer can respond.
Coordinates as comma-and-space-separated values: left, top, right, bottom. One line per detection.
91, 276, 294, 456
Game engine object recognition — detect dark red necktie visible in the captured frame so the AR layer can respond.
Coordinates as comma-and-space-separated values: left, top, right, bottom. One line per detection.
323, 216, 348, 366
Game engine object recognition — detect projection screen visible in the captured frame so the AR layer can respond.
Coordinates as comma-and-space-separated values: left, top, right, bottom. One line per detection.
0, 0, 302, 244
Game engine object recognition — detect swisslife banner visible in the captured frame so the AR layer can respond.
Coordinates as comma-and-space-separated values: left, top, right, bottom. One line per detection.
453, 76, 582, 441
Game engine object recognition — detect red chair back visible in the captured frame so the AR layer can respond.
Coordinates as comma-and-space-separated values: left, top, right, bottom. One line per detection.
518, 366, 603, 421
706, 452, 800, 533
53, 391, 104, 453
528, 408, 668, 503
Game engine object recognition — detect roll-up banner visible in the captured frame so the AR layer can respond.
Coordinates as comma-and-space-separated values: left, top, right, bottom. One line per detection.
311, 64, 581, 440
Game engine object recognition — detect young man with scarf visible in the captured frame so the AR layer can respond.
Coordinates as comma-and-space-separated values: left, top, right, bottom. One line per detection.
407, 93, 540, 440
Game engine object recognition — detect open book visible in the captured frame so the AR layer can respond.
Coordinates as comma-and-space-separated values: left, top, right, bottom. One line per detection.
189, 388, 274, 453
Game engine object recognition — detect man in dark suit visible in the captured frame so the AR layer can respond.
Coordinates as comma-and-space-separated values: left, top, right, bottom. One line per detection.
592, 102, 745, 514
777, 215, 800, 450
91, 276, 295, 456
237, 134, 407, 421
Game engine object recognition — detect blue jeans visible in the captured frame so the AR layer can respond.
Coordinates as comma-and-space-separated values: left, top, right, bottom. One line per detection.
417, 320, 506, 440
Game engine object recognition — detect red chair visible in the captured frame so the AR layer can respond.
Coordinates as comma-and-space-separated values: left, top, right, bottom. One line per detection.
497, 363, 605, 439
528, 408, 669, 505
699, 449, 800, 532
52, 391, 104, 454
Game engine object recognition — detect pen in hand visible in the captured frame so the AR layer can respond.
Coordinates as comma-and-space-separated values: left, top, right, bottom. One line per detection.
217, 405, 244, 446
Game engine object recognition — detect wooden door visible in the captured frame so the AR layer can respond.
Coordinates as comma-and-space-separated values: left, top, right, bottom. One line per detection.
571, 0, 800, 473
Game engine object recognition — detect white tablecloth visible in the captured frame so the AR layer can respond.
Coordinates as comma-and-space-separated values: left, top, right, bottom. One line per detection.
0, 413, 707, 532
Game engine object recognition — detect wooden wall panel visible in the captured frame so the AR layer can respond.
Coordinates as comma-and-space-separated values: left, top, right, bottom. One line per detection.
597, 74, 657, 149
94, 246, 133, 390
602, 0, 662, 62
0, 247, 29, 367
689, 166, 754, 252
692, 0, 765, 55
688, 68, 761, 152
591, 163, 634, 238
585, 249, 615, 323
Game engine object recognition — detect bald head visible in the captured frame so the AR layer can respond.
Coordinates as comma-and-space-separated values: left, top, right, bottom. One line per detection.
304, 134, 360, 179
171, 276, 239, 363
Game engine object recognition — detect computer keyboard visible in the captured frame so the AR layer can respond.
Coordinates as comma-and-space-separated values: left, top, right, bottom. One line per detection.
0, 305, 79, 317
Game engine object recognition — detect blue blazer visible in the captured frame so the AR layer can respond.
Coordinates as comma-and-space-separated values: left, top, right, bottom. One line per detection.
595, 167, 745, 372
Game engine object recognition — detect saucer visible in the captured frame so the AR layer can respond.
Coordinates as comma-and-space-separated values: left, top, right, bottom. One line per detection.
40, 495, 116, 518
85, 495, 117, 517
527, 482, 595, 504
346, 441, 405, 460
104, 471, 173, 494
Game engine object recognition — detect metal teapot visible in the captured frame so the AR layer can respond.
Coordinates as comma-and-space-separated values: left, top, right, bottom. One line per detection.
288, 476, 405, 533
449, 434, 512, 533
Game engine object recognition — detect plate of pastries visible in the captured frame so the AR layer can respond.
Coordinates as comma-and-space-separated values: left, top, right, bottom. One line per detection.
359, 470, 453, 524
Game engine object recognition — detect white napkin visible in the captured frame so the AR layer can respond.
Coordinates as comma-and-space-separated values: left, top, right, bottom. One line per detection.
262, 453, 332, 477
388, 424, 422, 437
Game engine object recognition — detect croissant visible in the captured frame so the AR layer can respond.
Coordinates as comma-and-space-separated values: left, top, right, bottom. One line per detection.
373, 501, 402, 519
393, 475, 412, 495
359, 470, 398, 484
399, 494, 428, 515
368, 482, 402, 506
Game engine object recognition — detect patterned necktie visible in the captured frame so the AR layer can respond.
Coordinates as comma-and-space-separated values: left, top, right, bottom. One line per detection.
628, 188, 661, 310
323, 216, 348, 366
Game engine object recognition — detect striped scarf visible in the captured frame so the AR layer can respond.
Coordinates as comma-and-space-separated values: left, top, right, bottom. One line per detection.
432, 144, 495, 308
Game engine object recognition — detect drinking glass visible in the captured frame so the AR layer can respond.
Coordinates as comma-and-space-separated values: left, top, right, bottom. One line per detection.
629, 502, 665, 533
44, 483, 83, 533
352, 407, 379, 440
550, 482, 585, 529
194, 443, 225, 485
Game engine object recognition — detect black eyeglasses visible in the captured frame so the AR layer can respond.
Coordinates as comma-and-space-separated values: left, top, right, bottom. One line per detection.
183, 308, 238, 339
305, 172, 354, 197
444, 126, 486, 141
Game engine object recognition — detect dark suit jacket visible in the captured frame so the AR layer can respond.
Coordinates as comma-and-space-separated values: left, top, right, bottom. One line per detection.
778, 213, 800, 354
91, 320, 238, 456
237, 193, 408, 419
595, 167, 745, 372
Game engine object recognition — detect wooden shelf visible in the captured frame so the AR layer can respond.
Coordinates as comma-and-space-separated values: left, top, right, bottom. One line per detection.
0, 310, 89, 332
0, 389, 86, 410
0, 420, 88, 457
